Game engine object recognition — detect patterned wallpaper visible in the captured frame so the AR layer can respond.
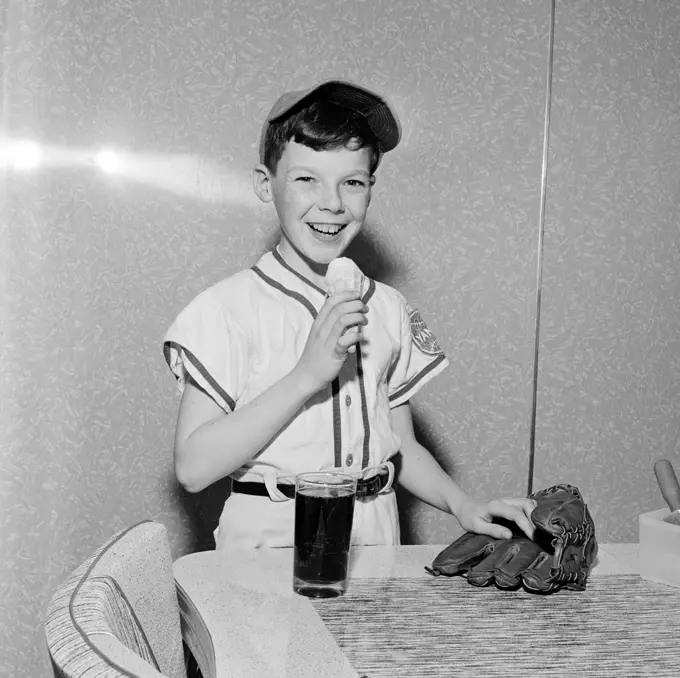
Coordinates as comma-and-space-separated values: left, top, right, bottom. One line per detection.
534, 0, 680, 539
1, 1, 677, 675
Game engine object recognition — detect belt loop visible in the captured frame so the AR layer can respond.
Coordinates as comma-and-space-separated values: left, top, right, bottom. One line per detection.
378, 461, 395, 495
263, 471, 291, 502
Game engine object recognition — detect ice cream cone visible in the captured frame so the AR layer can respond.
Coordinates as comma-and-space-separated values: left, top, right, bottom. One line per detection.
325, 257, 365, 297
325, 258, 366, 353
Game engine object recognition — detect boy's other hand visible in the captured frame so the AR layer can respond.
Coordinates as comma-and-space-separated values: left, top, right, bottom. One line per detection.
293, 290, 368, 394
456, 496, 538, 540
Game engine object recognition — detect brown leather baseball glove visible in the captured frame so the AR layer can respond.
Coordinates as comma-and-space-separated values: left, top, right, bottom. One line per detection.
426, 484, 598, 593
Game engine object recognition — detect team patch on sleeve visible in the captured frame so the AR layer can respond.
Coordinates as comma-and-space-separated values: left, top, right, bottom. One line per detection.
407, 305, 443, 356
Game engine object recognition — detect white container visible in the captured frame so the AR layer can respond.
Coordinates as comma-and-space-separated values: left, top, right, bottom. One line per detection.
639, 508, 680, 589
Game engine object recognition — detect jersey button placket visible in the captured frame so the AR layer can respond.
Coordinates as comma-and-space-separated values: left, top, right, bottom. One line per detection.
342, 388, 355, 468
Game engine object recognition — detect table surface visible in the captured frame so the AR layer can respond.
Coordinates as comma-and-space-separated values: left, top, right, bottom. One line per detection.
173, 543, 680, 678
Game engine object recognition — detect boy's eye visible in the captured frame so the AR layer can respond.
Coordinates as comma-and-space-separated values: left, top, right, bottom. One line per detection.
293, 177, 366, 188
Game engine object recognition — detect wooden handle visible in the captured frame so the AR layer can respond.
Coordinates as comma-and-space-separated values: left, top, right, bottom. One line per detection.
654, 459, 680, 513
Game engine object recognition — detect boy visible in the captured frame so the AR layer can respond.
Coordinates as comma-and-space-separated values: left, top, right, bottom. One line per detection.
164, 79, 536, 549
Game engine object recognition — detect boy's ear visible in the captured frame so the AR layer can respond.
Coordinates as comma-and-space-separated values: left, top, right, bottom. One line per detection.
252, 164, 274, 203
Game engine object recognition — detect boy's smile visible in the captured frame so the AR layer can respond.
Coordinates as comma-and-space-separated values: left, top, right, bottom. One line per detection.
307, 221, 346, 237
254, 140, 374, 286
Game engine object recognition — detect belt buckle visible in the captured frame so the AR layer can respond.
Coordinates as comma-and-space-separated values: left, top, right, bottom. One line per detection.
357, 472, 383, 499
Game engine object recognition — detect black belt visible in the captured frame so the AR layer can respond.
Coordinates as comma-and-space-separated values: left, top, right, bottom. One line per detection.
232, 470, 390, 500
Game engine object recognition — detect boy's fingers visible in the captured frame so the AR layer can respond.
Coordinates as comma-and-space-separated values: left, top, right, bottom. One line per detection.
323, 289, 362, 309
487, 501, 535, 540
515, 497, 538, 515
336, 329, 363, 354
475, 520, 513, 540
313, 294, 367, 355
337, 312, 368, 333
319, 295, 365, 327
325, 304, 367, 340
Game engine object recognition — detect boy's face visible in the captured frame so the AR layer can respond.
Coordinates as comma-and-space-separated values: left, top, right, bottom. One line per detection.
254, 140, 374, 282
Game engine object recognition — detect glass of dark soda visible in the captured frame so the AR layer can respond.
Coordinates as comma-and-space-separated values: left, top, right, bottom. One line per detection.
293, 472, 357, 598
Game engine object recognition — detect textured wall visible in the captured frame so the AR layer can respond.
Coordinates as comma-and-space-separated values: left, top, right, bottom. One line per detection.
1, 0, 676, 676
534, 0, 680, 540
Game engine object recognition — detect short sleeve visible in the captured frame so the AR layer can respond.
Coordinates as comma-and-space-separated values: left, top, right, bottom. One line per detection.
163, 287, 249, 413
387, 294, 449, 408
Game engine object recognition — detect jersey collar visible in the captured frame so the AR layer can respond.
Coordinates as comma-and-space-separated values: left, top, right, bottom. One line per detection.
251, 247, 376, 317
272, 248, 326, 297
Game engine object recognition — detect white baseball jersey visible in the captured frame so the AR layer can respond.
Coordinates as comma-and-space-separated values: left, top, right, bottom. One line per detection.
164, 248, 449, 549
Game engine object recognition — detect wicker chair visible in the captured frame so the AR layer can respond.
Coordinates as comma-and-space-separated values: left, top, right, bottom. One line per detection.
45, 520, 188, 678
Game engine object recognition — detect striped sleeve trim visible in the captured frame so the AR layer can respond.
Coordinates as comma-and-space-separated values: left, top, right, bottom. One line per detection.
388, 354, 449, 407
164, 340, 236, 412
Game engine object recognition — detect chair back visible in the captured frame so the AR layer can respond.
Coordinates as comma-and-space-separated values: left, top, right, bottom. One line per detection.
45, 520, 186, 678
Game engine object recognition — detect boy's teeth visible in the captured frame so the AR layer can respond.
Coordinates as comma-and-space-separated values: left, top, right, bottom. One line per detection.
310, 223, 342, 234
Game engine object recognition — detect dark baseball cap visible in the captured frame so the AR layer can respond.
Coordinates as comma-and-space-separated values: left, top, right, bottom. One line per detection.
258, 79, 402, 165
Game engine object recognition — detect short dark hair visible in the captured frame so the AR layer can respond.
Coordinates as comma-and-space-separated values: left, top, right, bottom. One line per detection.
262, 100, 381, 175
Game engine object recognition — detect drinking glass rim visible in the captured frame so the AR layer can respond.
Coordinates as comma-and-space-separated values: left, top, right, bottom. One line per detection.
295, 471, 357, 488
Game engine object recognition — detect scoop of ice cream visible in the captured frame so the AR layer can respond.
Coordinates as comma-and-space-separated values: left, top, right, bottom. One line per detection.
325, 257, 365, 297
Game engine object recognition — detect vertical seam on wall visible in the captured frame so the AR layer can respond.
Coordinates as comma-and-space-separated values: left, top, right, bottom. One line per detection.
528, 0, 557, 496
